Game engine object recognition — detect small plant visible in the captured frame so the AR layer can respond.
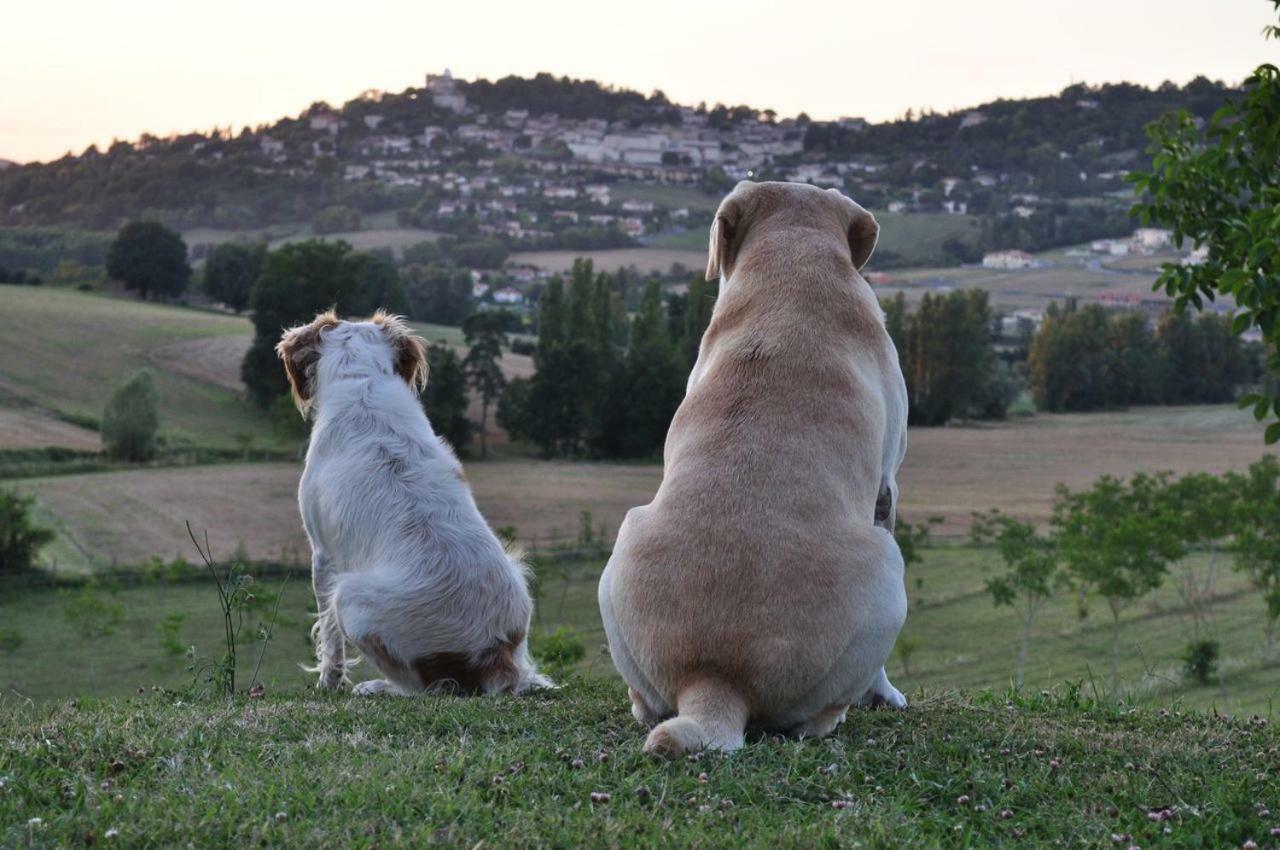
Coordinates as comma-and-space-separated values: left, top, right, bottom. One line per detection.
532, 626, 586, 675
157, 612, 187, 656
186, 523, 290, 697
1181, 638, 1220, 685
0, 488, 55, 575
101, 369, 159, 461
894, 631, 921, 678
63, 585, 123, 639
0, 628, 23, 653
233, 431, 255, 461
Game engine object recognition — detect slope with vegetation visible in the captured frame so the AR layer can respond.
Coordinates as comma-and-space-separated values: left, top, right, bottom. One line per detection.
1, 680, 1277, 848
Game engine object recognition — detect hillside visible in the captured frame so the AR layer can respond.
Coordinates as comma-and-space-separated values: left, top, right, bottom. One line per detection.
1, 680, 1276, 848
0, 72, 1238, 269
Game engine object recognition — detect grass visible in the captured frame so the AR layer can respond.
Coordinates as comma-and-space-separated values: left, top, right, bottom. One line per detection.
1, 679, 1277, 848
0, 286, 270, 450
4, 544, 1279, 716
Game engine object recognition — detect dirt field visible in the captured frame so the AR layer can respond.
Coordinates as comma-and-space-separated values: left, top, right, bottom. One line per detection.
17, 405, 1277, 570
510, 247, 706, 276
0, 408, 99, 451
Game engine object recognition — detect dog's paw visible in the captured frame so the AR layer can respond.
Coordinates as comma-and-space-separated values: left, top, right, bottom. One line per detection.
316, 668, 350, 691
862, 682, 908, 710
353, 679, 398, 696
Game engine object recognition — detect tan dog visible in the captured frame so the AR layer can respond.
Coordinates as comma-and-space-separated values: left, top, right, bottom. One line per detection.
597, 181, 909, 756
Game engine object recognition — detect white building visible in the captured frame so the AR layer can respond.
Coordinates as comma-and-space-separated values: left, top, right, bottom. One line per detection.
493, 287, 524, 305
982, 250, 1036, 270
426, 69, 468, 113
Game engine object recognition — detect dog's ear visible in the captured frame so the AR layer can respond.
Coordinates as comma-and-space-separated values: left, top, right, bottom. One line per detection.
705, 181, 755, 282
372, 311, 429, 393
846, 200, 879, 271
275, 310, 340, 415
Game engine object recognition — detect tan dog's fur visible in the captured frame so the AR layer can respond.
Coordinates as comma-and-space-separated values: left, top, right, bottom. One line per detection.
598, 181, 909, 756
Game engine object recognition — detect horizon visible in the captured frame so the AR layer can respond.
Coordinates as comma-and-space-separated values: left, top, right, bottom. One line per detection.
2, 0, 1275, 164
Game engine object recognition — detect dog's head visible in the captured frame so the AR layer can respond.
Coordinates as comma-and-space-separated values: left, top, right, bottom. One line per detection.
705, 181, 879, 281
275, 310, 428, 416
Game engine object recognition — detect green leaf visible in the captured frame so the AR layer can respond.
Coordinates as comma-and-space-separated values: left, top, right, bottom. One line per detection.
1232, 312, 1254, 335
1256, 397, 1272, 422
1268, 421, 1280, 445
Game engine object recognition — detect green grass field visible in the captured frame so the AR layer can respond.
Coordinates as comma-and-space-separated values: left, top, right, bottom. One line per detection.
0, 286, 270, 450
4, 545, 1278, 717
1, 679, 1276, 848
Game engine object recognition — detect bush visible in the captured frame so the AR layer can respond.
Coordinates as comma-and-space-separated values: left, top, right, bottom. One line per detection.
0, 628, 23, 653
312, 205, 361, 234
0, 489, 54, 575
102, 369, 160, 461
532, 626, 586, 674
1181, 638, 1220, 685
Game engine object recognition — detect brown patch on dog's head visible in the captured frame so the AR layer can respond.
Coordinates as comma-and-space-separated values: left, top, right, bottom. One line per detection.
371, 310, 428, 393
275, 310, 340, 415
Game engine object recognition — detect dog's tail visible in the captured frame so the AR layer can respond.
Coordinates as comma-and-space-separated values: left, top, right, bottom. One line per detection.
643, 676, 749, 758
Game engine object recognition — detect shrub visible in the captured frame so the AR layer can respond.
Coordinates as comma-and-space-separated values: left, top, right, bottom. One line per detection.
0, 489, 54, 575
532, 626, 586, 674
101, 369, 159, 461
0, 628, 24, 653
1181, 638, 1220, 685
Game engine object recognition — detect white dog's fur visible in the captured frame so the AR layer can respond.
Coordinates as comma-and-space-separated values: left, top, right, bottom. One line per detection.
599, 181, 909, 756
278, 310, 549, 696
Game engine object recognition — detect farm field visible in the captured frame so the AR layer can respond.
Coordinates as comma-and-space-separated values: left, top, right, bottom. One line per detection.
14, 404, 1276, 571
0, 286, 271, 449
510, 246, 706, 276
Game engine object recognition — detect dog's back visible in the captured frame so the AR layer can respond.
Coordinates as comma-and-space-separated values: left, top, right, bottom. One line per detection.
600, 182, 908, 753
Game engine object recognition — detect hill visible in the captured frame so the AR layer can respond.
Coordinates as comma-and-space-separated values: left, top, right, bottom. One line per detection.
1, 679, 1276, 848
0, 73, 1238, 270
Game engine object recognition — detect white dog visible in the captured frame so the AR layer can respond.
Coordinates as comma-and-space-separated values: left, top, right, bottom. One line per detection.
277, 310, 549, 696
599, 181, 909, 756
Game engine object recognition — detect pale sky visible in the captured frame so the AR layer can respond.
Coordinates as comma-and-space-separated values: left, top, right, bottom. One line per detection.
2, 0, 1275, 163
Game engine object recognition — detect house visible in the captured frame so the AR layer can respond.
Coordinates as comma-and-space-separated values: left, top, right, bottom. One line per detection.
493, 287, 524, 305
959, 111, 987, 130
552, 210, 580, 223
982, 250, 1036, 270
259, 137, 285, 157
426, 69, 468, 113
363, 115, 385, 130
472, 282, 491, 299
309, 113, 341, 135
620, 217, 645, 237
1132, 228, 1172, 252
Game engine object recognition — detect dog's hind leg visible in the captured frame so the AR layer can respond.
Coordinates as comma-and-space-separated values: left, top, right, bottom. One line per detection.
308, 550, 349, 690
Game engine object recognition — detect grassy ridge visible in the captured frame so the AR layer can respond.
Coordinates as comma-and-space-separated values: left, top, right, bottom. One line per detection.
1, 680, 1277, 848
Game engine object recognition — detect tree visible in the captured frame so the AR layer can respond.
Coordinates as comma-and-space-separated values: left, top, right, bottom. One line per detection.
421, 343, 472, 453
1129, 2, 1280, 442
0, 489, 54, 575
601, 281, 686, 457
102, 369, 160, 461
1159, 472, 1234, 641
462, 312, 509, 459
241, 240, 407, 409
895, 289, 1003, 425
1052, 473, 1183, 692
1227, 455, 1280, 655
403, 265, 471, 325
106, 221, 191, 300
971, 508, 1060, 687
202, 241, 265, 313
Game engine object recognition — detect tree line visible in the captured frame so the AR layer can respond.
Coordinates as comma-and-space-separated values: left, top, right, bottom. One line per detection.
495, 259, 715, 459
1027, 301, 1255, 412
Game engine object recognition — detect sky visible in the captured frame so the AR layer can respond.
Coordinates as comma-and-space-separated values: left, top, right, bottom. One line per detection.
2, 0, 1276, 164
